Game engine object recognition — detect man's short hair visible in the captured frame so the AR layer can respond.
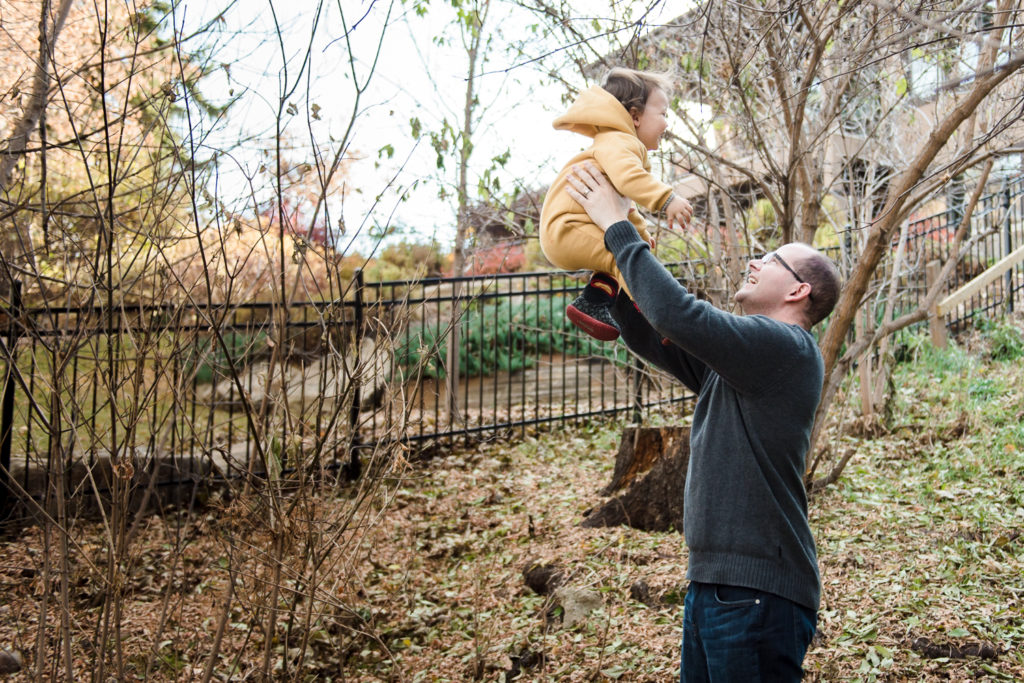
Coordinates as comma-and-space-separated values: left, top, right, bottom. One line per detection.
601, 67, 673, 114
800, 251, 841, 325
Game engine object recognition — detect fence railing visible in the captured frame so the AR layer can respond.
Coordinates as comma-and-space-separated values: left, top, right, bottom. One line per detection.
858, 176, 1024, 331
1, 176, 1022, 509
352, 269, 689, 446
0, 268, 696, 509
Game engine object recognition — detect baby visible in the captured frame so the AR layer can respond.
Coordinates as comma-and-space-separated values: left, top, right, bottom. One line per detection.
540, 67, 692, 340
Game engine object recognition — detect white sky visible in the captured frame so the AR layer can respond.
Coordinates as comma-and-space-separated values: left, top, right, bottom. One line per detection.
177, 0, 687, 253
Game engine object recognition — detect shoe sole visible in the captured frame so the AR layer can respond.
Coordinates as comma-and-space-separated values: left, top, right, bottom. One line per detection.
566, 304, 620, 341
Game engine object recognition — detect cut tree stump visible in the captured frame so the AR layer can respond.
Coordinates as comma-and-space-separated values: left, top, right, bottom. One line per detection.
600, 426, 688, 495
582, 426, 689, 532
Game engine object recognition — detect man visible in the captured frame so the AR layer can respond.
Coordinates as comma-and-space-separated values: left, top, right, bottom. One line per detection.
565, 162, 841, 682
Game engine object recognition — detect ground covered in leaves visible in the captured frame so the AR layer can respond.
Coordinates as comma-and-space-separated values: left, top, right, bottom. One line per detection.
1, 327, 1024, 681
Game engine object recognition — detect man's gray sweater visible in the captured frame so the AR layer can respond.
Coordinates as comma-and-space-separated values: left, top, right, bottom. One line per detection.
604, 221, 822, 611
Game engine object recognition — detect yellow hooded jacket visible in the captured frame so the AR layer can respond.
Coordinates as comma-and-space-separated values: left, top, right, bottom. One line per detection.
539, 85, 673, 292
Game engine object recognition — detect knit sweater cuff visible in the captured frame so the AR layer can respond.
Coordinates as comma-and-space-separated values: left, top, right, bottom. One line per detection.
603, 220, 645, 254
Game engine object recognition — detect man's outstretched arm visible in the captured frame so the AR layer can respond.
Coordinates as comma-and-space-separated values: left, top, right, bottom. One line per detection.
611, 291, 705, 393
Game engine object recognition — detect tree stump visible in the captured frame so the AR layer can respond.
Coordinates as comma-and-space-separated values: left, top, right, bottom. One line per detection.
582, 426, 689, 532
600, 426, 689, 495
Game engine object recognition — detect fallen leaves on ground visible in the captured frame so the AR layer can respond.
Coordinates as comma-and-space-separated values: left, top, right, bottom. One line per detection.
1, 333, 1023, 681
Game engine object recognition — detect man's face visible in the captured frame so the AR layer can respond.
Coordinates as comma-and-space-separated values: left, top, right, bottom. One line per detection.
734, 244, 811, 314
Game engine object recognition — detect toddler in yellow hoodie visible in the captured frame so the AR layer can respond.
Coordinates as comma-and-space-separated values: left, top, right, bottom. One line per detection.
540, 67, 692, 341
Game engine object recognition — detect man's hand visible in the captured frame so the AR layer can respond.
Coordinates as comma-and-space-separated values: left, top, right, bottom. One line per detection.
566, 162, 632, 231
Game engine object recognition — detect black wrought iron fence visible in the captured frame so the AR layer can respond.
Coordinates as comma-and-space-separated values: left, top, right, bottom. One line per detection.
839, 176, 1024, 333
2, 177, 1023, 510
0, 268, 696, 509
355, 268, 690, 448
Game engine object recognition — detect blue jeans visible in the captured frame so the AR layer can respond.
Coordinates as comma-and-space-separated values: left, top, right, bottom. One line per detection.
680, 581, 816, 683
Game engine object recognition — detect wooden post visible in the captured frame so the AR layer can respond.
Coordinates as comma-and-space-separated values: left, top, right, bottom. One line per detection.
926, 260, 947, 348
856, 312, 872, 419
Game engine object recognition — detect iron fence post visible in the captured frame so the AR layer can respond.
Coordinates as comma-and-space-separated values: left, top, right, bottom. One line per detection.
1004, 183, 1014, 314
445, 279, 463, 427
1, 280, 23, 514
345, 268, 364, 480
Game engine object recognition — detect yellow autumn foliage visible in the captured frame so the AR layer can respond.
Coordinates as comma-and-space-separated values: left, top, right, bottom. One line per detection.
154, 217, 342, 305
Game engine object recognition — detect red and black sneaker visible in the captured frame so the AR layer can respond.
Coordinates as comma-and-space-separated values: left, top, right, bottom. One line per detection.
566, 274, 620, 341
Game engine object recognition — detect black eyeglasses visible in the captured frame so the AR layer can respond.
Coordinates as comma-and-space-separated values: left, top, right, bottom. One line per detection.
761, 251, 805, 284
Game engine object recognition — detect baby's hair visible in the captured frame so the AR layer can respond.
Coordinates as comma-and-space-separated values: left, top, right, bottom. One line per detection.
601, 67, 673, 114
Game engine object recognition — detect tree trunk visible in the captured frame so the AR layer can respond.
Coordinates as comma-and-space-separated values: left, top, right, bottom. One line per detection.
0, 0, 75, 277
445, 0, 489, 424
582, 426, 690, 532
812, 47, 1024, 459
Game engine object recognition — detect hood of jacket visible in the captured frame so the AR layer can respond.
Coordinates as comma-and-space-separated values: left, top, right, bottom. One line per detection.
552, 85, 636, 139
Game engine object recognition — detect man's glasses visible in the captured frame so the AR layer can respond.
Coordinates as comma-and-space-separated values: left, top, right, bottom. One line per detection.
761, 251, 805, 284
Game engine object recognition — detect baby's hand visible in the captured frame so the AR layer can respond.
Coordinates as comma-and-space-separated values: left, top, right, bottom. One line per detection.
665, 194, 693, 231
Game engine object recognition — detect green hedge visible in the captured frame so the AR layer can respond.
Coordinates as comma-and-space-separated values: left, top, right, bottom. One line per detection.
187, 330, 269, 384
396, 294, 629, 379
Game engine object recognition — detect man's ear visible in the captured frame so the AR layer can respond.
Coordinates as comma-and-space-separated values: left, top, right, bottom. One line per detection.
785, 282, 812, 303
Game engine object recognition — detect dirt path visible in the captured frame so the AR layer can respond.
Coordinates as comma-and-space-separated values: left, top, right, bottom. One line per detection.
403, 353, 637, 413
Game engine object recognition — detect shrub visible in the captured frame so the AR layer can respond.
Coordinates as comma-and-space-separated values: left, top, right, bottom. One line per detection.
977, 316, 1024, 361
188, 331, 269, 384
395, 294, 628, 379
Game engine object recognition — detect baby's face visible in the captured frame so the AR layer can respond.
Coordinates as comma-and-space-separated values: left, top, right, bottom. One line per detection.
632, 88, 670, 151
